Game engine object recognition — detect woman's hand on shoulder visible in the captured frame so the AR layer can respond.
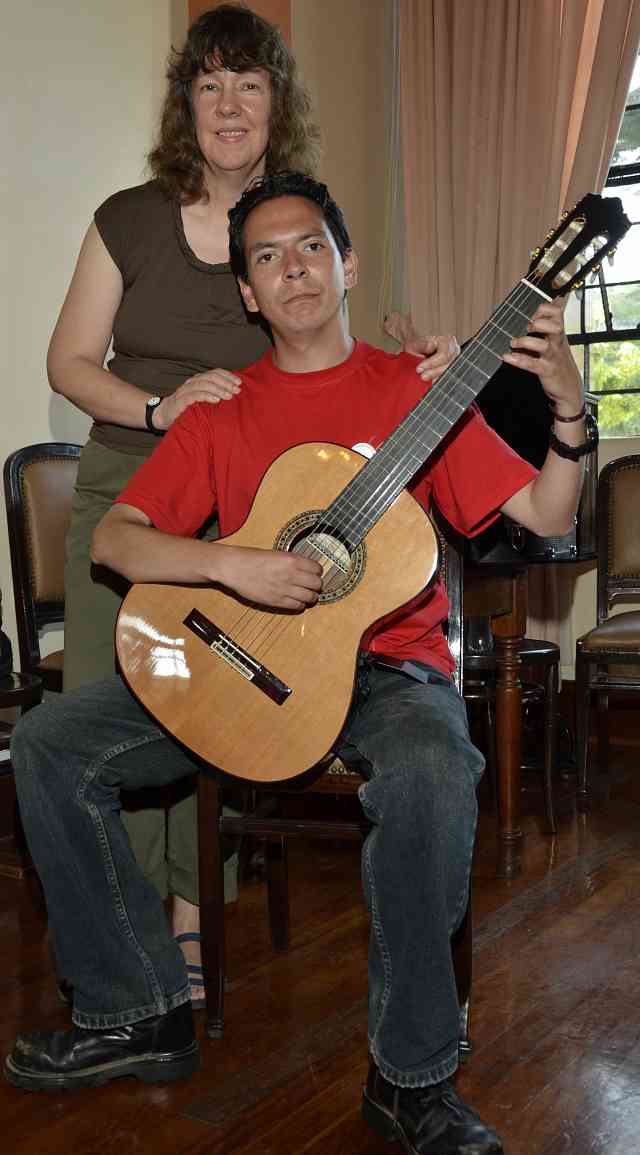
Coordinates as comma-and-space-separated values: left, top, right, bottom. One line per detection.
154, 369, 242, 430
406, 333, 460, 381
383, 312, 459, 381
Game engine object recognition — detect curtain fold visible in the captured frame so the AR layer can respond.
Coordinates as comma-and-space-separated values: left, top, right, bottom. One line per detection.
389, 0, 640, 669
392, 0, 640, 341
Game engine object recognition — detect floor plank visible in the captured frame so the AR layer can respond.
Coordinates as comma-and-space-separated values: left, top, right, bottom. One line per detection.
1, 759, 640, 1154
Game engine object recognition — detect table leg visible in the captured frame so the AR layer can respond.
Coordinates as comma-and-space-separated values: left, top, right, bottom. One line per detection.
491, 570, 528, 877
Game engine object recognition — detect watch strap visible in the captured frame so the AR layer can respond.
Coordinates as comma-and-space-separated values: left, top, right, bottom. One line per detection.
548, 413, 598, 461
145, 396, 163, 435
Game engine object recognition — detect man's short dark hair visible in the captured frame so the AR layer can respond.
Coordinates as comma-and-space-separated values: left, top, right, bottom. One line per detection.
228, 171, 352, 282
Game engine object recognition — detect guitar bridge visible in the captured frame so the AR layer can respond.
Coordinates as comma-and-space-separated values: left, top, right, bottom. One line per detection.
184, 609, 291, 706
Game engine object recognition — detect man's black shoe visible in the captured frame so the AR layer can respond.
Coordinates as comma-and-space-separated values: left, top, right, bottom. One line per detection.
362, 1062, 503, 1154
4, 1001, 199, 1092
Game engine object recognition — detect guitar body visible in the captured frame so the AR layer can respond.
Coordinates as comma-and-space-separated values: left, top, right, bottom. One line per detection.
116, 442, 438, 781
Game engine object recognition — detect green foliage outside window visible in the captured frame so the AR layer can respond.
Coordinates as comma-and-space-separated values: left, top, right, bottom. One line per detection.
590, 343, 640, 436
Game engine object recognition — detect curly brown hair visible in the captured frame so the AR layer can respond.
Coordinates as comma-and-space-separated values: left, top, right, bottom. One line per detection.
148, 4, 321, 203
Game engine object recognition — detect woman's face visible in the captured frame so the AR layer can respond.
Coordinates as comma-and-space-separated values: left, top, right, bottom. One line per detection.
191, 67, 272, 183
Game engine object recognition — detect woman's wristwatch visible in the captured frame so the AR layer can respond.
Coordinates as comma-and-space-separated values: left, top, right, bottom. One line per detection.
145, 395, 163, 435
548, 412, 599, 461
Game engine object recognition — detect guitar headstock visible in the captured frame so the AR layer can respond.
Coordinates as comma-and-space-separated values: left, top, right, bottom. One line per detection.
527, 193, 630, 299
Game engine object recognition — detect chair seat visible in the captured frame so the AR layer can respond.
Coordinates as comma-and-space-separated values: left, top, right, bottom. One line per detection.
577, 610, 640, 653
35, 650, 64, 693
37, 650, 64, 673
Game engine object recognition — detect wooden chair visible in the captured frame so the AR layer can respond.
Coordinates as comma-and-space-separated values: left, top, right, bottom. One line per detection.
197, 517, 473, 1059
1, 443, 79, 876
575, 454, 640, 808
3, 443, 81, 691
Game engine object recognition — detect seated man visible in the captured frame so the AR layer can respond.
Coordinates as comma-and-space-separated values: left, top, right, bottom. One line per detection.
6, 172, 588, 1155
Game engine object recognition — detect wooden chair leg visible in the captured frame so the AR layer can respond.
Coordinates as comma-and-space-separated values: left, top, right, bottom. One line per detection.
266, 836, 290, 952
542, 661, 558, 835
575, 655, 592, 811
596, 684, 610, 779
197, 773, 226, 1039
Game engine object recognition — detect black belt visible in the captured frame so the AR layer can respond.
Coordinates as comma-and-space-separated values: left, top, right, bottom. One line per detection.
363, 653, 452, 687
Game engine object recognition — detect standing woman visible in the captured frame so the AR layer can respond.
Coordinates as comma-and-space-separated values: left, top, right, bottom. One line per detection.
48, 4, 456, 1005
48, 4, 320, 1003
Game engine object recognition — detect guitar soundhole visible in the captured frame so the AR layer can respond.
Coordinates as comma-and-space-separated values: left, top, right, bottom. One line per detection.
273, 510, 366, 604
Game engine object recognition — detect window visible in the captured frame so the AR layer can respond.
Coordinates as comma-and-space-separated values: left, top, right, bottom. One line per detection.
566, 53, 640, 437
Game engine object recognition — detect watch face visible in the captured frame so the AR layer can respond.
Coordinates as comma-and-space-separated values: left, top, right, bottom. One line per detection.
145, 396, 163, 433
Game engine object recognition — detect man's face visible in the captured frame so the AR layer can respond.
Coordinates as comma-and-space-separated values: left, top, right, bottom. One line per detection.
238, 196, 358, 339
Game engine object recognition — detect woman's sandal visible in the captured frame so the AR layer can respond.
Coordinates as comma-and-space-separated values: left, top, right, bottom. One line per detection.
174, 932, 206, 1010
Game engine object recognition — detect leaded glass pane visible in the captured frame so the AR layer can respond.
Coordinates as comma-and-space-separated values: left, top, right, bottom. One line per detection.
587, 340, 640, 395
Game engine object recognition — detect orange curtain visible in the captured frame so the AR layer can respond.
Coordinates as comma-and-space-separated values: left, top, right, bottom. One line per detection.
397, 0, 640, 344
394, 0, 640, 664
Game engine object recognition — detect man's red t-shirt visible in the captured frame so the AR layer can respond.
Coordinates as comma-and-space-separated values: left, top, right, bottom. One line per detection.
117, 341, 537, 676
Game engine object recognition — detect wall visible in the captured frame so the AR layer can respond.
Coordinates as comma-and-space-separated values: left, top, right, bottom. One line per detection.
0, 0, 185, 651
292, 0, 389, 346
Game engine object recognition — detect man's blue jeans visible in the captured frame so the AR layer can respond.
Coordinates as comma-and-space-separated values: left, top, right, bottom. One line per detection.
10, 662, 483, 1087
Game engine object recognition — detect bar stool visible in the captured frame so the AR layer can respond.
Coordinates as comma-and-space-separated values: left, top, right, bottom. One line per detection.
463, 623, 560, 834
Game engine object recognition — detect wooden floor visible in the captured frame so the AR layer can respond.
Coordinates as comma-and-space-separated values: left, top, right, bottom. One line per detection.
2, 757, 640, 1155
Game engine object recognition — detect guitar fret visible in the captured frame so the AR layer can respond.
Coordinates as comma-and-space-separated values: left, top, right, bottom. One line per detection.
484, 319, 515, 341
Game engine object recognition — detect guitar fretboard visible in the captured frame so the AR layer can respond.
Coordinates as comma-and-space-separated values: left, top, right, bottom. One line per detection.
322, 278, 549, 548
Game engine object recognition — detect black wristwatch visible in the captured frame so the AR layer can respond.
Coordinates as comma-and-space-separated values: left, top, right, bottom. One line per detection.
145, 395, 163, 435
548, 412, 599, 461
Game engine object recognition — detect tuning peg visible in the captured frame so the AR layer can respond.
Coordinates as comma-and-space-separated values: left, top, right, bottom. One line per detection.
530, 246, 541, 261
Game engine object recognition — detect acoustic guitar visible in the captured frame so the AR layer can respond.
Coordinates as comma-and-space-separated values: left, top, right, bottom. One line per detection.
116, 194, 629, 781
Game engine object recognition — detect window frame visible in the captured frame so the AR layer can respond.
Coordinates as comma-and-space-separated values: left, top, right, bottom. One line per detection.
566, 81, 640, 421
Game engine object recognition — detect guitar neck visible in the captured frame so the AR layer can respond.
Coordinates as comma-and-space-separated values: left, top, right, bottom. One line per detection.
326, 277, 550, 548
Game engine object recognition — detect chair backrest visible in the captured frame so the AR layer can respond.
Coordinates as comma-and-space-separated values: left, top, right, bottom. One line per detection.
596, 454, 640, 624
3, 443, 81, 683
